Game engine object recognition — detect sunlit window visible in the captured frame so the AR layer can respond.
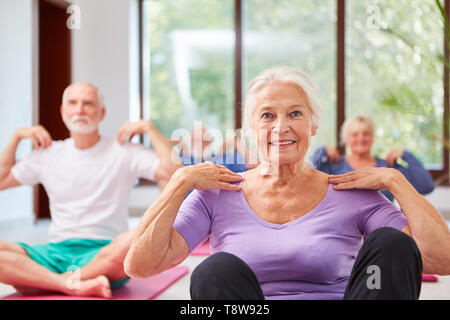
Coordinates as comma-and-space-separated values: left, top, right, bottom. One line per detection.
347, 0, 444, 169
142, 0, 235, 140
243, 0, 337, 157
140, 0, 447, 173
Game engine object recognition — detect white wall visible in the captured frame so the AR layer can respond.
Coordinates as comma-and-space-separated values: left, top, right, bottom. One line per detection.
0, 0, 146, 222
71, 0, 136, 138
0, 0, 36, 222
70, 0, 156, 210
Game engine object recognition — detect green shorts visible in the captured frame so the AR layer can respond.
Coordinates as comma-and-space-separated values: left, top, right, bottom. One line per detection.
17, 238, 130, 290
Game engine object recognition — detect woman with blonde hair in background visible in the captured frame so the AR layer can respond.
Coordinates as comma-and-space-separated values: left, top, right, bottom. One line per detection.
311, 115, 438, 282
311, 115, 435, 202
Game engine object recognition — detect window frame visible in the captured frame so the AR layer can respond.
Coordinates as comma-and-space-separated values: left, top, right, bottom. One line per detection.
138, 0, 450, 181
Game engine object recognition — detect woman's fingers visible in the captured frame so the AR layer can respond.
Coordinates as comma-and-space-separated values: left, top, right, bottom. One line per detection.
386, 155, 395, 167
328, 172, 357, 183
385, 153, 393, 166
329, 174, 354, 182
326, 147, 340, 163
330, 150, 340, 163
188, 162, 244, 191
219, 173, 244, 183
332, 182, 355, 190
219, 167, 242, 176
211, 164, 242, 177
333, 176, 382, 191
329, 171, 357, 178
217, 182, 242, 191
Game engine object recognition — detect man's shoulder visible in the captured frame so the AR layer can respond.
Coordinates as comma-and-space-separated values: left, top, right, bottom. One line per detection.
119, 140, 155, 154
37, 138, 71, 154
98, 136, 131, 152
16, 138, 70, 165
109, 140, 159, 165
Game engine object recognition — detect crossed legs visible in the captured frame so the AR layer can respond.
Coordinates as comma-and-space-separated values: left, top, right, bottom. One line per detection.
0, 230, 134, 298
191, 227, 423, 300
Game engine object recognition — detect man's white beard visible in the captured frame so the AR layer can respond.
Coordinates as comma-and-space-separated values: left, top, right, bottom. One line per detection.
63, 114, 98, 134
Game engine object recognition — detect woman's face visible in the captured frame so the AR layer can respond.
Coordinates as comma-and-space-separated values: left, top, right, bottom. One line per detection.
346, 123, 373, 155
252, 81, 316, 166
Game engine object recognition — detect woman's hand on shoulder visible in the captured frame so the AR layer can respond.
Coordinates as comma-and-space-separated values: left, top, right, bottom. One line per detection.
328, 166, 401, 191
325, 146, 340, 163
386, 149, 404, 166
174, 161, 244, 191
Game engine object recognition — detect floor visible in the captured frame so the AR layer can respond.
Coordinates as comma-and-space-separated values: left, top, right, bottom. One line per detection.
0, 217, 449, 300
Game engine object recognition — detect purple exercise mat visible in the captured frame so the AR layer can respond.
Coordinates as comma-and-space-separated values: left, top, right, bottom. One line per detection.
1, 266, 189, 300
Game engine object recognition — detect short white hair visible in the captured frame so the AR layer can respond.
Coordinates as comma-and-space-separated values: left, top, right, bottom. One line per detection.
241, 66, 322, 133
62, 82, 104, 107
340, 115, 375, 146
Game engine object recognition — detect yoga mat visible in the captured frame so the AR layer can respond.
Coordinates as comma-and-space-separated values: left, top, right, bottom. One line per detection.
1, 266, 189, 300
190, 238, 211, 256
422, 274, 438, 282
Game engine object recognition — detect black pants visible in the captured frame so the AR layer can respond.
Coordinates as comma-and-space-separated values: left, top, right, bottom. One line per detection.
190, 227, 423, 300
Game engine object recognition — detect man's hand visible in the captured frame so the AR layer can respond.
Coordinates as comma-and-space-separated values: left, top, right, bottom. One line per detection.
15, 125, 52, 150
386, 149, 404, 167
117, 120, 153, 145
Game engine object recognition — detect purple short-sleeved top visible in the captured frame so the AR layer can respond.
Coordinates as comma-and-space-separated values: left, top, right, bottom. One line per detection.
173, 173, 408, 300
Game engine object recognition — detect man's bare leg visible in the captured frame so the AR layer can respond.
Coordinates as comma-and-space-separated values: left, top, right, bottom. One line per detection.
0, 230, 134, 296
77, 230, 134, 283
0, 248, 111, 298
0, 240, 43, 294
0, 240, 28, 255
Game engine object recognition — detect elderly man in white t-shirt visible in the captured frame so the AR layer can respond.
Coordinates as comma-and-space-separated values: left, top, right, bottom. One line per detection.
0, 82, 181, 298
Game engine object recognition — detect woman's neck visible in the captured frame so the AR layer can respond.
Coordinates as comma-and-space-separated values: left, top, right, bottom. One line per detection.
346, 152, 376, 170
348, 152, 372, 162
258, 161, 314, 187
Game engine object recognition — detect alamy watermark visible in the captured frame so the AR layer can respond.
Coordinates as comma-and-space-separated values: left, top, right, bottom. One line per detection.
366, 4, 387, 30
66, 5, 81, 30
366, 264, 381, 290
66, 265, 81, 290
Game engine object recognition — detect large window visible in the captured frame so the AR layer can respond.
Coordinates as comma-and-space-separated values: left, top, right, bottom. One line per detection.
347, 0, 444, 169
243, 0, 336, 156
141, 0, 235, 139
140, 0, 449, 177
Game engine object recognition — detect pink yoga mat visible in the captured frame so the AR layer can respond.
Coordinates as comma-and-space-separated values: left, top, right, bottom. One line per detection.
422, 274, 438, 282
190, 238, 211, 256
1, 266, 189, 300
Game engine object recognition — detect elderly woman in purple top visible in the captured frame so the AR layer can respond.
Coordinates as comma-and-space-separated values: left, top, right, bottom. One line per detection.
124, 66, 450, 300
311, 115, 435, 202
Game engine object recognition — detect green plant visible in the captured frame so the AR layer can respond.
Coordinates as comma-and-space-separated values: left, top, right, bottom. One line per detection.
376, 0, 449, 182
